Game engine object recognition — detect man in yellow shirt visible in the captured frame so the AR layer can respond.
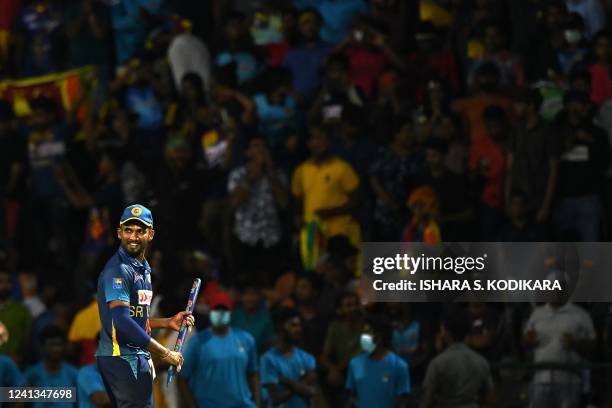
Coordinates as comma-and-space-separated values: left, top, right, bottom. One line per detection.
68, 295, 101, 366
292, 124, 361, 270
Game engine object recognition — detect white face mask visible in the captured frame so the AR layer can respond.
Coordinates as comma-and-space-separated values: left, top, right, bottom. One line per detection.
209, 310, 231, 327
564, 30, 582, 45
360, 333, 376, 354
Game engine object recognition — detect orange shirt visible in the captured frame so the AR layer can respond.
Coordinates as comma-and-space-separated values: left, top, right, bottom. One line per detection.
453, 94, 514, 143
468, 136, 506, 209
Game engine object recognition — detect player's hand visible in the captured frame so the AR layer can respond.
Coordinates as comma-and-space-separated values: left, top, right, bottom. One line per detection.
162, 350, 184, 372
168, 311, 195, 332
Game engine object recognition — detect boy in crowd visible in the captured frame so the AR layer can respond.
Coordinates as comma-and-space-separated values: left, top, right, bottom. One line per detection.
260, 307, 317, 407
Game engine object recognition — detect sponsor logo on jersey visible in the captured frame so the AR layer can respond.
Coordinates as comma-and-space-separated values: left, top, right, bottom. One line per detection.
138, 290, 153, 305
113, 278, 123, 289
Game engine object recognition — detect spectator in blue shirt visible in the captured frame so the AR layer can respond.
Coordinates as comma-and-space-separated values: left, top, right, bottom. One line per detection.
215, 12, 262, 86
123, 58, 164, 133
0, 353, 25, 387
253, 67, 302, 153
110, 0, 163, 68
179, 291, 261, 408
231, 284, 275, 353
282, 9, 333, 101
294, 0, 369, 44
260, 307, 317, 408
24, 326, 78, 408
346, 315, 410, 408
77, 362, 111, 408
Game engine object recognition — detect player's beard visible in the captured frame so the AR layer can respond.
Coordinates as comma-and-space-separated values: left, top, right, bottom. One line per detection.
123, 240, 146, 258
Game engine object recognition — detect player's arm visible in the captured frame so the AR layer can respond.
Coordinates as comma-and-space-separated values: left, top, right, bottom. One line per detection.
90, 390, 111, 407
280, 370, 317, 399
149, 311, 195, 331
109, 301, 183, 369
248, 372, 261, 407
265, 383, 293, 405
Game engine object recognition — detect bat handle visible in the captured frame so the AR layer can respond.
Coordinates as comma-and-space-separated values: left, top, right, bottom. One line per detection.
166, 367, 176, 385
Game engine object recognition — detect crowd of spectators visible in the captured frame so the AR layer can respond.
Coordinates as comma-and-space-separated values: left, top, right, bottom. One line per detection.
2, 0, 612, 406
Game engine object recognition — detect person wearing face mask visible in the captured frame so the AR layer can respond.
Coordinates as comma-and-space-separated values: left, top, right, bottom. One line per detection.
260, 307, 317, 408
178, 290, 261, 408
557, 13, 588, 76
345, 315, 410, 408
0, 268, 31, 366
421, 309, 495, 408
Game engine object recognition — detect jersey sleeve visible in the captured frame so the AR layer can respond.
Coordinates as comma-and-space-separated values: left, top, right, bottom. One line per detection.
2, 358, 25, 387
394, 359, 410, 396
303, 351, 316, 372
103, 265, 131, 303
245, 332, 258, 373
259, 353, 279, 385
340, 162, 359, 194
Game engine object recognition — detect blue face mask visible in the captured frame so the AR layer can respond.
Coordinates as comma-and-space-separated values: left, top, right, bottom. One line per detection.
360, 333, 376, 354
209, 310, 231, 327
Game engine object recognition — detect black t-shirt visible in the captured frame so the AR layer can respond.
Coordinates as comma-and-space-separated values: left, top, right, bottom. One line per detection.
414, 168, 472, 217
510, 122, 560, 210
557, 122, 611, 197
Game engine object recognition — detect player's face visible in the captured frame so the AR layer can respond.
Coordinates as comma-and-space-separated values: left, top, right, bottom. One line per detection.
295, 278, 313, 303
307, 128, 329, 158
117, 223, 154, 257
284, 316, 302, 343
43, 338, 65, 362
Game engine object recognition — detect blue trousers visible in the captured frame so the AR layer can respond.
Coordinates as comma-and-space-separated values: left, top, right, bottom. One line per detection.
97, 355, 154, 408
553, 195, 602, 241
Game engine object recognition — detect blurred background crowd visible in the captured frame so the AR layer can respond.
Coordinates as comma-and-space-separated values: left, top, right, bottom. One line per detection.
2, 0, 612, 406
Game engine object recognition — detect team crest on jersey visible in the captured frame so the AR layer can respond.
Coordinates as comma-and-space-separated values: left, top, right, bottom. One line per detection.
113, 278, 123, 289
131, 207, 142, 216
138, 290, 153, 305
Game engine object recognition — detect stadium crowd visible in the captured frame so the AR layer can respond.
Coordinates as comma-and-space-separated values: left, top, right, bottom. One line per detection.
1, 0, 612, 406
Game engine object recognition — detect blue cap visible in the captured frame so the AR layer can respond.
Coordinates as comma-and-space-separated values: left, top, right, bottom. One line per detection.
119, 204, 153, 227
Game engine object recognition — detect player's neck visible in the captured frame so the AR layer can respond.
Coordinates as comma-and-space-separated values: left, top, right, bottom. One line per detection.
278, 338, 294, 355
369, 348, 389, 361
212, 325, 230, 336
44, 359, 62, 373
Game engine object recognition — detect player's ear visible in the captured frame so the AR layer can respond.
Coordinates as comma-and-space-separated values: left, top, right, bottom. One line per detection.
117, 227, 122, 240
148, 228, 155, 240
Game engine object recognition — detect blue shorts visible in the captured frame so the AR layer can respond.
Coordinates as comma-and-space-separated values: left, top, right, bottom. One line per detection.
97, 355, 154, 408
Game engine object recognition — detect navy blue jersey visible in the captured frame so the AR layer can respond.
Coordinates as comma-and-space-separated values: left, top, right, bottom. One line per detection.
96, 247, 153, 358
